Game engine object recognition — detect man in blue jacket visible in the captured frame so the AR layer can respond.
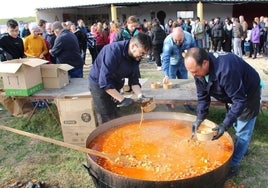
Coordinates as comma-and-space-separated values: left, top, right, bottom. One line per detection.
161, 27, 196, 84
161, 26, 196, 111
50, 21, 84, 78
89, 33, 152, 124
184, 47, 261, 178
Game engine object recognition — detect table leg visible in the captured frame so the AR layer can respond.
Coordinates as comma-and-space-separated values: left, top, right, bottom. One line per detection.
26, 100, 60, 126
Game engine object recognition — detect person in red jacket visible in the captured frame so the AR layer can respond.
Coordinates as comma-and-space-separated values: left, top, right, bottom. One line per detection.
93, 22, 109, 55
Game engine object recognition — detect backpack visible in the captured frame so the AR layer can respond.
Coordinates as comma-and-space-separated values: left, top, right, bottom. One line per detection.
86, 33, 96, 49
0, 47, 13, 62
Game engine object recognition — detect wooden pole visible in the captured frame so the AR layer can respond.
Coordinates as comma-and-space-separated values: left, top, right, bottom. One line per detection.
111, 4, 118, 23
197, 1, 203, 21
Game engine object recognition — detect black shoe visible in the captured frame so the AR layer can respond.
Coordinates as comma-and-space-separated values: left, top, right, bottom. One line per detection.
244, 149, 250, 156
166, 104, 175, 111
226, 166, 239, 179
183, 104, 195, 112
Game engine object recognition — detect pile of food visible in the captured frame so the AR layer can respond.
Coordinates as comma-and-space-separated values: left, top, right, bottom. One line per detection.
3, 179, 47, 188
88, 119, 233, 181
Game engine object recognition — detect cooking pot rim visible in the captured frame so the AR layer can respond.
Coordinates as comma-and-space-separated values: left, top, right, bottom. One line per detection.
86, 112, 234, 183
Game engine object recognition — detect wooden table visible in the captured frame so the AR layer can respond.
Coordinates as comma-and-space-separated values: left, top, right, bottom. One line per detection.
141, 79, 268, 108
33, 78, 268, 107
32, 78, 91, 99
1, 78, 267, 121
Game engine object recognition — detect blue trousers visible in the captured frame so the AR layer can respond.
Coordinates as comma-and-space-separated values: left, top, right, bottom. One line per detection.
169, 62, 188, 79
195, 39, 203, 48
231, 117, 256, 167
68, 67, 83, 78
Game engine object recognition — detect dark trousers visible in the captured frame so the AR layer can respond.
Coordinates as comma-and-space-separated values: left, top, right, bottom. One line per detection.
81, 48, 87, 64
252, 43, 260, 58
96, 45, 104, 56
88, 47, 98, 64
89, 84, 119, 125
223, 38, 232, 52
241, 39, 246, 55
152, 43, 163, 67
212, 37, 223, 52
248, 41, 254, 57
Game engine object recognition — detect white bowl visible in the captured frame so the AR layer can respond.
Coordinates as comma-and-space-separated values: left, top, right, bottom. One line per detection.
196, 129, 214, 141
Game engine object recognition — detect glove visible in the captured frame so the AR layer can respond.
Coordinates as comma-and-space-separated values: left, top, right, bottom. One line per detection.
191, 119, 203, 137
117, 98, 134, 107
212, 123, 228, 140
137, 95, 153, 107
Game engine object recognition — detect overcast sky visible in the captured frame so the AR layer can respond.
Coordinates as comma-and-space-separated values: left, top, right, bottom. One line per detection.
0, 0, 39, 19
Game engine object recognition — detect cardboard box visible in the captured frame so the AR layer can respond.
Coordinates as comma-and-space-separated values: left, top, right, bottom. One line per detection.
61, 125, 95, 147
56, 96, 96, 127
0, 91, 34, 117
41, 64, 73, 89
0, 58, 48, 96
55, 96, 97, 146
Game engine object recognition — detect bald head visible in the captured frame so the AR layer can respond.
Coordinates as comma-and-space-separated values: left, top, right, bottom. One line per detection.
172, 27, 184, 45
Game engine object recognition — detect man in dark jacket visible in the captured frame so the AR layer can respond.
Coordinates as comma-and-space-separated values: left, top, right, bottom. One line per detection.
70, 23, 87, 64
210, 17, 224, 52
185, 47, 261, 178
0, 19, 26, 61
89, 33, 152, 124
50, 21, 84, 78
149, 18, 166, 70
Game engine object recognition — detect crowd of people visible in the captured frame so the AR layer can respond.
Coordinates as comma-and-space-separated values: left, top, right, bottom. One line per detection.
2, 15, 268, 71
165, 15, 268, 59
0, 19, 86, 78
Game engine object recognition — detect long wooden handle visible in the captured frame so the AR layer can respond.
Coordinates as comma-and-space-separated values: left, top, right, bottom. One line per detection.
0, 125, 110, 160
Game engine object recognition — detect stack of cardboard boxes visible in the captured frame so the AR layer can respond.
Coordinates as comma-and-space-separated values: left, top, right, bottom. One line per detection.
0, 58, 74, 95
0, 58, 97, 147
40, 64, 73, 89
0, 58, 48, 96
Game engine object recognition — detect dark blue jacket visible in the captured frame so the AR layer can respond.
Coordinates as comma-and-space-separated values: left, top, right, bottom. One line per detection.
50, 29, 83, 68
88, 40, 140, 90
195, 52, 261, 126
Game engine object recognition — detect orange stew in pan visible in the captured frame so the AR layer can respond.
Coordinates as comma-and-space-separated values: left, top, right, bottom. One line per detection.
88, 119, 233, 181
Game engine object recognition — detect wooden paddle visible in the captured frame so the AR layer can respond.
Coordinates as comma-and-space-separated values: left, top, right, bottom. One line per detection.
0, 125, 138, 167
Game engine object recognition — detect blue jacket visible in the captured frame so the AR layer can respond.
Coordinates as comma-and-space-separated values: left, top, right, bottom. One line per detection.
162, 31, 195, 76
195, 52, 261, 126
50, 29, 83, 68
88, 40, 140, 90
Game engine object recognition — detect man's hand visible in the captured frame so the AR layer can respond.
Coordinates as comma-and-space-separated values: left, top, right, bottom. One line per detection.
163, 76, 169, 84
191, 119, 203, 137
117, 98, 134, 107
137, 95, 153, 107
212, 123, 228, 140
